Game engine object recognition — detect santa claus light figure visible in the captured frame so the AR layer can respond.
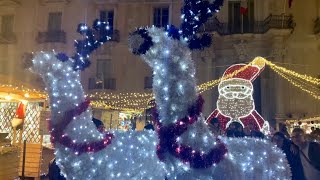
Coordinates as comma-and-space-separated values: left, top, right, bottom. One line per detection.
207, 57, 270, 134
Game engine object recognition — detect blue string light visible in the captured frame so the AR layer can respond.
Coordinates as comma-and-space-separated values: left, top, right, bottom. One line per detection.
130, 0, 224, 55
178, 0, 224, 50
55, 18, 112, 71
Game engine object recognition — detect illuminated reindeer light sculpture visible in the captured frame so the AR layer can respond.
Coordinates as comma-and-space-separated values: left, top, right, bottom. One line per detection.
28, 1, 291, 179
128, 0, 291, 179
29, 20, 166, 180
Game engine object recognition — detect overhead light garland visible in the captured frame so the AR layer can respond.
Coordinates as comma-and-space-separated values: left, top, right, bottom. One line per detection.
2, 57, 317, 111
271, 64, 320, 95
269, 66, 320, 100
90, 100, 152, 113
88, 91, 153, 100
89, 65, 252, 111
265, 60, 320, 85
89, 57, 320, 111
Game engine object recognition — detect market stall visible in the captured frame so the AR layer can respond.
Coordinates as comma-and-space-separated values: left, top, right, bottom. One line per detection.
0, 81, 48, 179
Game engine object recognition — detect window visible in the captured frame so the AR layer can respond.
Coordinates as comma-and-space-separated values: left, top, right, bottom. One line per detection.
144, 76, 153, 89
153, 7, 169, 27
96, 59, 111, 79
48, 12, 62, 31
1, 15, 14, 35
228, 0, 254, 33
100, 10, 114, 31
88, 78, 97, 90
104, 78, 116, 90
88, 59, 116, 90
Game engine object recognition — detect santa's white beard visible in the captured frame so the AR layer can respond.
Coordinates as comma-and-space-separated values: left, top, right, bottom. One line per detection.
217, 96, 254, 119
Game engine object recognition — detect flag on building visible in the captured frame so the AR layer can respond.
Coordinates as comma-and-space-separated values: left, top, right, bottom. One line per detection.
289, 0, 293, 8
240, 0, 248, 15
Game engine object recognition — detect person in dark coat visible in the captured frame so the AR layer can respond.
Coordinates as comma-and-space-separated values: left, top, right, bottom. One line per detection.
279, 123, 290, 138
226, 122, 245, 138
144, 122, 155, 131
92, 117, 105, 132
48, 118, 105, 180
208, 117, 223, 136
272, 132, 305, 180
244, 122, 265, 139
291, 128, 320, 180
48, 158, 66, 180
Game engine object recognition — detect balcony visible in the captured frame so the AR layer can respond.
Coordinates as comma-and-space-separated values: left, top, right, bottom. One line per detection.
200, 14, 296, 35
39, 0, 71, 5
88, 77, 116, 90
0, 32, 16, 44
36, 30, 66, 43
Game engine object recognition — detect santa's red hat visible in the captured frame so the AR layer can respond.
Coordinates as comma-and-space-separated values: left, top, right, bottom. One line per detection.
222, 58, 265, 82
11, 102, 26, 129
16, 102, 25, 119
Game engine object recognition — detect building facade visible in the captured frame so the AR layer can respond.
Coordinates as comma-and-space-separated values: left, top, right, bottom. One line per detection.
0, 0, 319, 129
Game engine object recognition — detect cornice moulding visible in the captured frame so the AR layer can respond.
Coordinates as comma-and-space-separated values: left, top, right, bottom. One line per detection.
0, 0, 21, 7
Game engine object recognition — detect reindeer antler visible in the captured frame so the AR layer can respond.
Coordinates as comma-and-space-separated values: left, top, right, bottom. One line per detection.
55, 19, 112, 71
129, 0, 224, 55
179, 0, 223, 49
72, 20, 111, 70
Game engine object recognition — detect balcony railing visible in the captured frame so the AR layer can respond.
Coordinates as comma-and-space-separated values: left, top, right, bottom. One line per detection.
36, 30, 66, 43
0, 32, 17, 44
200, 14, 296, 35
88, 77, 116, 90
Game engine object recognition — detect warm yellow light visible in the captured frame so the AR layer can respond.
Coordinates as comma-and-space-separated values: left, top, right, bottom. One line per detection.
251, 56, 266, 69
21, 100, 28, 104
5, 95, 12, 101
270, 67, 320, 100
3, 56, 317, 111
265, 60, 320, 85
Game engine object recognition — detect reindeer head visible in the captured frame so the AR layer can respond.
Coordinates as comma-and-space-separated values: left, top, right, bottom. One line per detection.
128, 0, 224, 124
27, 19, 112, 124
128, 0, 224, 56
29, 19, 112, 79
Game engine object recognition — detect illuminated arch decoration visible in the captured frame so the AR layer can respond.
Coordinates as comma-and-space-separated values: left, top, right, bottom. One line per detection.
207, 57, 270, 134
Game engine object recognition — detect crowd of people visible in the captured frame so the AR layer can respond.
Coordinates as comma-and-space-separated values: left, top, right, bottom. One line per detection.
208, 118, 320, 180
208, 118, 265, 138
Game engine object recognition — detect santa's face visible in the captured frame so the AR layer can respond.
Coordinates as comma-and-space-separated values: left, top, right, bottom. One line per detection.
217, 78, 254, 119
218, 78, 253, 99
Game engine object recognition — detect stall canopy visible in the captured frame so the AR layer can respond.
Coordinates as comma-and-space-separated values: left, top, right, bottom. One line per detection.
0, 75, 47, 102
